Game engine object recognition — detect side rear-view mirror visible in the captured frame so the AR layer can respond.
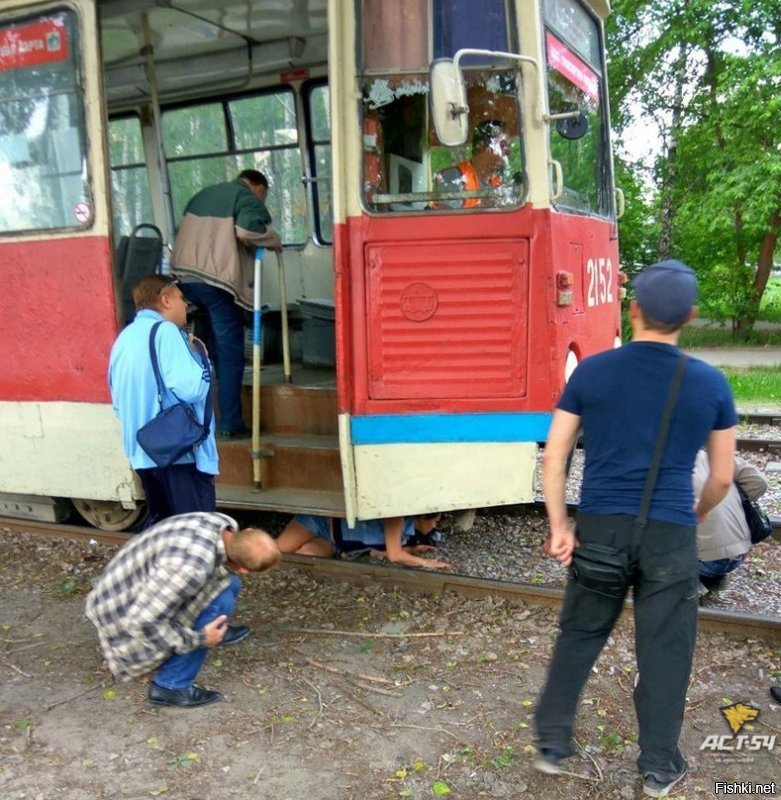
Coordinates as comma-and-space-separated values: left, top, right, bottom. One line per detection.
555, 109, 589, 140
430, 58, 469, 147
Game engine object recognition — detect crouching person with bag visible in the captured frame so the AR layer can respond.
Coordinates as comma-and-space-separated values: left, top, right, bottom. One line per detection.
86, 512, 281, 707
694, 451, 770, 595
109, 274, 218, 526
533, 261, 737, 797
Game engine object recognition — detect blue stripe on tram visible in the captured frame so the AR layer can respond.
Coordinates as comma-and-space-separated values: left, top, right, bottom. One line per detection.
350, 412, 553, 445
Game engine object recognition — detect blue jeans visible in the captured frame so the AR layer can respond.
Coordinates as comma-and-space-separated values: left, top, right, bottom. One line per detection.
182, 281, 246, 433
153, 574, 241, 690
699, 555, 744, 578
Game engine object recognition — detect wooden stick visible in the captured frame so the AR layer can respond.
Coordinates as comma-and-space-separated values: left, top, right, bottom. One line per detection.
293, 628, 462, 639
305, 657, 406, 686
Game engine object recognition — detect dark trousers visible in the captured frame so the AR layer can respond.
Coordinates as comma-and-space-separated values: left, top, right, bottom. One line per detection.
534, 514, 698, 781
136, 463, 216, 528
181, 281, 246, 433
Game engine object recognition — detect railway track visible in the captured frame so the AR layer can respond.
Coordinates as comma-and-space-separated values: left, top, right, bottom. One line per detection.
3, 513, 781, 642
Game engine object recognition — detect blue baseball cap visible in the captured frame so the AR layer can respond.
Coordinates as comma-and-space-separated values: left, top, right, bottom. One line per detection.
633, 259, 697, 325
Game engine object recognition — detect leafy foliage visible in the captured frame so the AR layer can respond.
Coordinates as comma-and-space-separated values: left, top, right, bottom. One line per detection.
608, 0, 781, 337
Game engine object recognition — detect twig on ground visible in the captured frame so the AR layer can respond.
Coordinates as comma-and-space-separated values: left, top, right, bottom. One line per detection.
291, 628, 462, 639
252, 765, 267, 784
353, 681, 400, 696
1, 660, 33, 678
44, 683, 103, 711
331, 679, 383, 716
301, 676, 327, 729
389, 722, 467, 744
8, 640, 47, 655
305, 657, 408, 686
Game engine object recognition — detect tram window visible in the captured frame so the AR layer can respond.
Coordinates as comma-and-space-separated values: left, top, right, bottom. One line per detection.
359, 0, 523, 213
0, 11, 90, 234
162, 90, 307, 246
108, 116, 153, 241
543, 2, 611, 218
307, 83, 333, 244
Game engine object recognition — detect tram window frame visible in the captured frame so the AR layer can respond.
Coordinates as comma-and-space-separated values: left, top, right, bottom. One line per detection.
161, 88, 308, 247
542, 0, 613, 219
107, 114, 154, 243
0, 8, 92, 235
357, 0, 525, 215
304, 80, 332, 245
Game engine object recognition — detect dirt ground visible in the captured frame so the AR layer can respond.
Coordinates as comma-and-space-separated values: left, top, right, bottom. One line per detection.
1, 529, 780, 800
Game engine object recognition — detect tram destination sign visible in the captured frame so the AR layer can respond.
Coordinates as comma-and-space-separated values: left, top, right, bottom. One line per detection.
0, 18, 69, 72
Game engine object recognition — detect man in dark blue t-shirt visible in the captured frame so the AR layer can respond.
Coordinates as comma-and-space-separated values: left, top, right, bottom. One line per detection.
533, 260, 737, 797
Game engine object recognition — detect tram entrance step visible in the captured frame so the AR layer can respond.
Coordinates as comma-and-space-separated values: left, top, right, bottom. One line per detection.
239, 381, 337, 436
217, 433, 343, 494
215, 484, 345, 517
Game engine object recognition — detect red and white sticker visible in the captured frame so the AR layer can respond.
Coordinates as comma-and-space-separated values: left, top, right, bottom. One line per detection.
546, 32, 599, 102
73, 201, 92, 225
0, 19, 69, 72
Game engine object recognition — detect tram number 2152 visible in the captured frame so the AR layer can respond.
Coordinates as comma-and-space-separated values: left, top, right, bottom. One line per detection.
586, 257, 614, 308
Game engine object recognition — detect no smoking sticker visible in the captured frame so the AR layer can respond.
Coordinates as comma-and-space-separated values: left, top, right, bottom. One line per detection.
74, 201, 92, 225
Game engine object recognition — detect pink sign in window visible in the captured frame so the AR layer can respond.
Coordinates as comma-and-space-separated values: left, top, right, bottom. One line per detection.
546, 32, 598, 102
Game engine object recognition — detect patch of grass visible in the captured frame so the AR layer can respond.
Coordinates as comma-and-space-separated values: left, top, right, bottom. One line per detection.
760, 277, 781, 323
722, 367, 781, 404
678, 325, 781, 348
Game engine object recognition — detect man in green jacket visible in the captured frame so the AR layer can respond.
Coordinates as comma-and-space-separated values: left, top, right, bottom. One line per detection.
172, 169, 282, 439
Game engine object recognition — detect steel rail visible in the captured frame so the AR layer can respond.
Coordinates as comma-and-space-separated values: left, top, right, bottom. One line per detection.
3, 516, 780, 641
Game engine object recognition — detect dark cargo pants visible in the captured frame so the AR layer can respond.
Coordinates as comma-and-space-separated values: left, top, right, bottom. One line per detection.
534, 514, 699, 782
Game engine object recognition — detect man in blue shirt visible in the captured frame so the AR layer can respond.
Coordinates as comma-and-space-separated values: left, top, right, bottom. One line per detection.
109, 275, 218, 526
533, 260, 737, 797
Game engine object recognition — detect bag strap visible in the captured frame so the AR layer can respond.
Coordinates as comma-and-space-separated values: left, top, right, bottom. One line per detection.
635, 355, 688, 528
147, 321, 213, 437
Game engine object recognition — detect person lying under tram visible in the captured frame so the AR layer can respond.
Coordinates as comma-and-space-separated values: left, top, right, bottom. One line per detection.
276, 513, 451, 570
85, 512, 280, 708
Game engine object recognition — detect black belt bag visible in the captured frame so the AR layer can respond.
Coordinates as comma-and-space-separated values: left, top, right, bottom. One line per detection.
570, 542, 629, 598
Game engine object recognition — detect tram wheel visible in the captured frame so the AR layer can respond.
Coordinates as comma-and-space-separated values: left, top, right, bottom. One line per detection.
72, 499, 146, 531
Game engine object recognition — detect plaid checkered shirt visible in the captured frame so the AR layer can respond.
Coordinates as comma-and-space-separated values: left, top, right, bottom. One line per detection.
85, 512, 237, 681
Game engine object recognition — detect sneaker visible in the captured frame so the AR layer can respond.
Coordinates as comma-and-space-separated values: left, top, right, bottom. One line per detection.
643, 766, 688, 797
533, 747, 569, 775
770, 686, 781, 704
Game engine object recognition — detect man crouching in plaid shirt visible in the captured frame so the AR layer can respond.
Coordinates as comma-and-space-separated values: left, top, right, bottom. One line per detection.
86, 512, 280, 708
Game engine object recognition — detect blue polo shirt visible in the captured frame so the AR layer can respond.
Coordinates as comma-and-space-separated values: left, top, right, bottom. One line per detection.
559, 341, 737, 525
108, 309, 219, 474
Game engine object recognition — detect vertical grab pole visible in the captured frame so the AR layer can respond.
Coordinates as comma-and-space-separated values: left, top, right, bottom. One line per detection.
277, 249, 292, 383
252, 248, 264, 489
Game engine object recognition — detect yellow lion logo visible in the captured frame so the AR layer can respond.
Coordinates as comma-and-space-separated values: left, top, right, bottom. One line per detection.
720, 703, 760, 735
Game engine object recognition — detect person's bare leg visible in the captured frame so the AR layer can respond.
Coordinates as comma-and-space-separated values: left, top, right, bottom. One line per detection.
276, 521, 319, 553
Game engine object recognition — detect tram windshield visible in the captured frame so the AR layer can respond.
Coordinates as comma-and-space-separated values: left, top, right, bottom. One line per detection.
359, 0, 525, 213
543, 0, 611, 216
0, 10, 90, 233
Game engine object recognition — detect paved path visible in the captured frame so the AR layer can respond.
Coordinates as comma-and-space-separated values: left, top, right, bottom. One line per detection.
684, 347, 781, 367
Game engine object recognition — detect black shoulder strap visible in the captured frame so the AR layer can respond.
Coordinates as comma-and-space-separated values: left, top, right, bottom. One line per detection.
147, 321, 213, 436
636, 356, 688, 528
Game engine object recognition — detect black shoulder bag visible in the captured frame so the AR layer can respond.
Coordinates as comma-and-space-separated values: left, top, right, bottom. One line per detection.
735, 482, 773, 544
136, 321, 213, 468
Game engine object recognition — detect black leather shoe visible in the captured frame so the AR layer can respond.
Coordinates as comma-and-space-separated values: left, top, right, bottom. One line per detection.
148, 683, 223, 708
771, 686, 781, 704
220, 624, 250, 646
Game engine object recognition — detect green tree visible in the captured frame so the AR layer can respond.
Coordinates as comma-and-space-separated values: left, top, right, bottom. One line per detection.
607, 0, 781, 338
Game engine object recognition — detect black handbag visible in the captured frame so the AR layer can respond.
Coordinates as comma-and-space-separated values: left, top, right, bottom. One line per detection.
135, 321, 213, 468
735, 482, 773, 544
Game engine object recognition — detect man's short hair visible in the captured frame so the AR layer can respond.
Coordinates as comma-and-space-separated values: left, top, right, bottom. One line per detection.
472, 119, 505, 150
132, 274, 179, 311
238, 169, 269, 189
230, 528, 281, 572
633, 259, 697, 329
